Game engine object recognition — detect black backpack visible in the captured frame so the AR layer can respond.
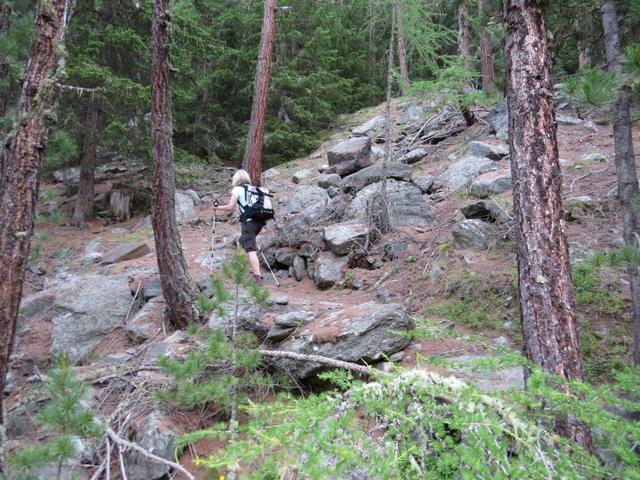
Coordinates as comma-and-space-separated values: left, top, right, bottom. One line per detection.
239, 184, 275, 223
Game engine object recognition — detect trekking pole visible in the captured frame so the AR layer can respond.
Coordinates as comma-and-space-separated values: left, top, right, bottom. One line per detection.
256, 239, 280, 287
210, 200, 219, 275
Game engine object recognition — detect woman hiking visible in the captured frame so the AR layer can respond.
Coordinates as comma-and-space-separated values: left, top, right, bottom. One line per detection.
213, 169, 267, 285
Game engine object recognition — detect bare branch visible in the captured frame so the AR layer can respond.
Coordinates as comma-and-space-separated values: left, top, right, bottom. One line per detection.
259, 349, 382, 378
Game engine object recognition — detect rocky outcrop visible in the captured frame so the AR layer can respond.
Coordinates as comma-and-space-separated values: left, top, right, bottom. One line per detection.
436, 156, 497, 192
101, 242, 151, 265
452, 219, 494, 250
268, 303, 411, 380
346, 179, 434, 226
323, 222, 369, 255
50, 275, 134, 363
282, 185, 330, 215
327, 137, 373, 176
124, 411, 178, 480
342, 162, 412, 193
470, 170, 512, 198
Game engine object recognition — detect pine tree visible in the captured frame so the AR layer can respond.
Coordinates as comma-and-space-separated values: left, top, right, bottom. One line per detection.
504, 0, 593, 451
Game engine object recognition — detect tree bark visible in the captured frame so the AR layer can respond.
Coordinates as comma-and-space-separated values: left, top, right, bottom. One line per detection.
0, 0, 11, 118
478, 0, 494, 92
505, 0, 593, 451
71, 99, 99, 227
600, 0, 640, 365
458, 0, 471, 72
394, 0, 409, 96
151, 0, 199, 329
0, 0, 72, 466
242, 0, 277, 186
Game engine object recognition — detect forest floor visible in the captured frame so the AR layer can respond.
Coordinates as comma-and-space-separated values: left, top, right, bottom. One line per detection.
15, 98, 640, 477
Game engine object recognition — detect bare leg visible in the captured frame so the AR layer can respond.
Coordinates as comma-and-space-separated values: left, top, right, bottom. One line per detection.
247, 251, 261, 276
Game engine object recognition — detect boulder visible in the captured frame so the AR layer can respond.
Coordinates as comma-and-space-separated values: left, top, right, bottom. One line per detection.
53, 166, 81, 184
470, 170, 512, 198
398, 148, 429, 164
124, 296, 165, 344
182, 189, 201, 205
467, 141, 509, 161
351, 115, 385, 137
101, 242, 151, 265
402, 105, 427, 123
124, 411, 177, 480
51, 275, 133, 362
346, 179, 434, 226
412, 175, 434, 193
274, 310, 314, 328
324, 222, 369, 255
269, 303, 411, 380
282, 185, 330, 215
83, 238, 103, 264
581, 152, 607, 163
486, 101, 509, 140
292, 168, 313, 184
436, 156, 497, 191
317, 173, 343, 190
452, 219, 494, 250
275, 248, 295, 267
564, 195, 600, 221
461, 201, 510, 224
208, 296, 267, 339
292, 255, 306, 281
342, 162, 412, 193
556, 114, 583, 125
144, 341, 176, 364
327, 137, 373, 177
175, 191, 195, 222
308, 252, 349, 290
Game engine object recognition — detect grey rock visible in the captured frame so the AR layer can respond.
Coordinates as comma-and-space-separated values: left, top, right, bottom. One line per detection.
460, 201, 510, 223
398, 148, 429, 164
276, 269, 290, 279
196, 252, 225, 271
182, 189, 201, 205
270, 303, 412, 380
274, 310, 314, 328
467, 141, 509, 161
19, 291, 56, 322
275, 248, 295, 267
324, 222, 369, 255
486, 101, 509, 140
436, 156, 497, 191
581, 152, 608, 163
293, 255, 306, 281
51, 275, 133, 363
606, 185, 618, 199
175, 191, 195, 222
104, 353, 132, 364
208, 300, 267, 339
292, 168, 313, 184
584, 120, 597, 132
83, 238, 103, 263
308, 252, 349, 289
565, 196, 600, 221
556, 114, 583, 125
351, 115, 386, 137
448, 355, 524, 392
327, 137, 373, 177
4, 371, 15, 395
34, 464, 89, 480
346, 179, 434, 226
371, 146, 385, 162
124, 296, 165, 344
412, 175, 434, 193
402, 105, 426, 123
142, 277, 163, 300
342, 162, 412, 193
389, 351, 405, 362
375, 287, 392, 303
262, 168, 280, 180
124, 411, 177, 480
282, 185, 330, 215
101, 242, 151, 265
317, 173, 343, 190
452, 219, 494, 250
144, 342, 175, 364
273, 295, 289, 306
266, 327, 295, 342
326, 186, 342, 198
53, 166, 81, 184
470, 170, 512, 198
495, 336, 508, 346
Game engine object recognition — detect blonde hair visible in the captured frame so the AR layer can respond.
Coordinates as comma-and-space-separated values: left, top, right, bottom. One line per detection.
232, 169, 251, 187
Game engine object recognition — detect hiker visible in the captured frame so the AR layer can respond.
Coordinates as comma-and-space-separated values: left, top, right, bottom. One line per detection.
213, 169, 273, 286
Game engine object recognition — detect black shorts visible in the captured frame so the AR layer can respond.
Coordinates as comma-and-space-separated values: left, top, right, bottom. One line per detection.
239, 220, 265, 252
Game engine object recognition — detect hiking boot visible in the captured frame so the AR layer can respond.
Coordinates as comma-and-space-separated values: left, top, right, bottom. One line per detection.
253, 274, 264, 286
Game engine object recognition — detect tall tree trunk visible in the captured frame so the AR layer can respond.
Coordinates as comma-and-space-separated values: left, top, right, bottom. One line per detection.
0, 0, 72, 467
71, 98, 99, 227
504, 0, 593, 451
242, 0, 277, 186
601, 0, 640, 365
458, 0, 471, 72
478, 0, 495, 92
0, 0, 10, 118
394, 0, 409, 96
151, 0, 199, 330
